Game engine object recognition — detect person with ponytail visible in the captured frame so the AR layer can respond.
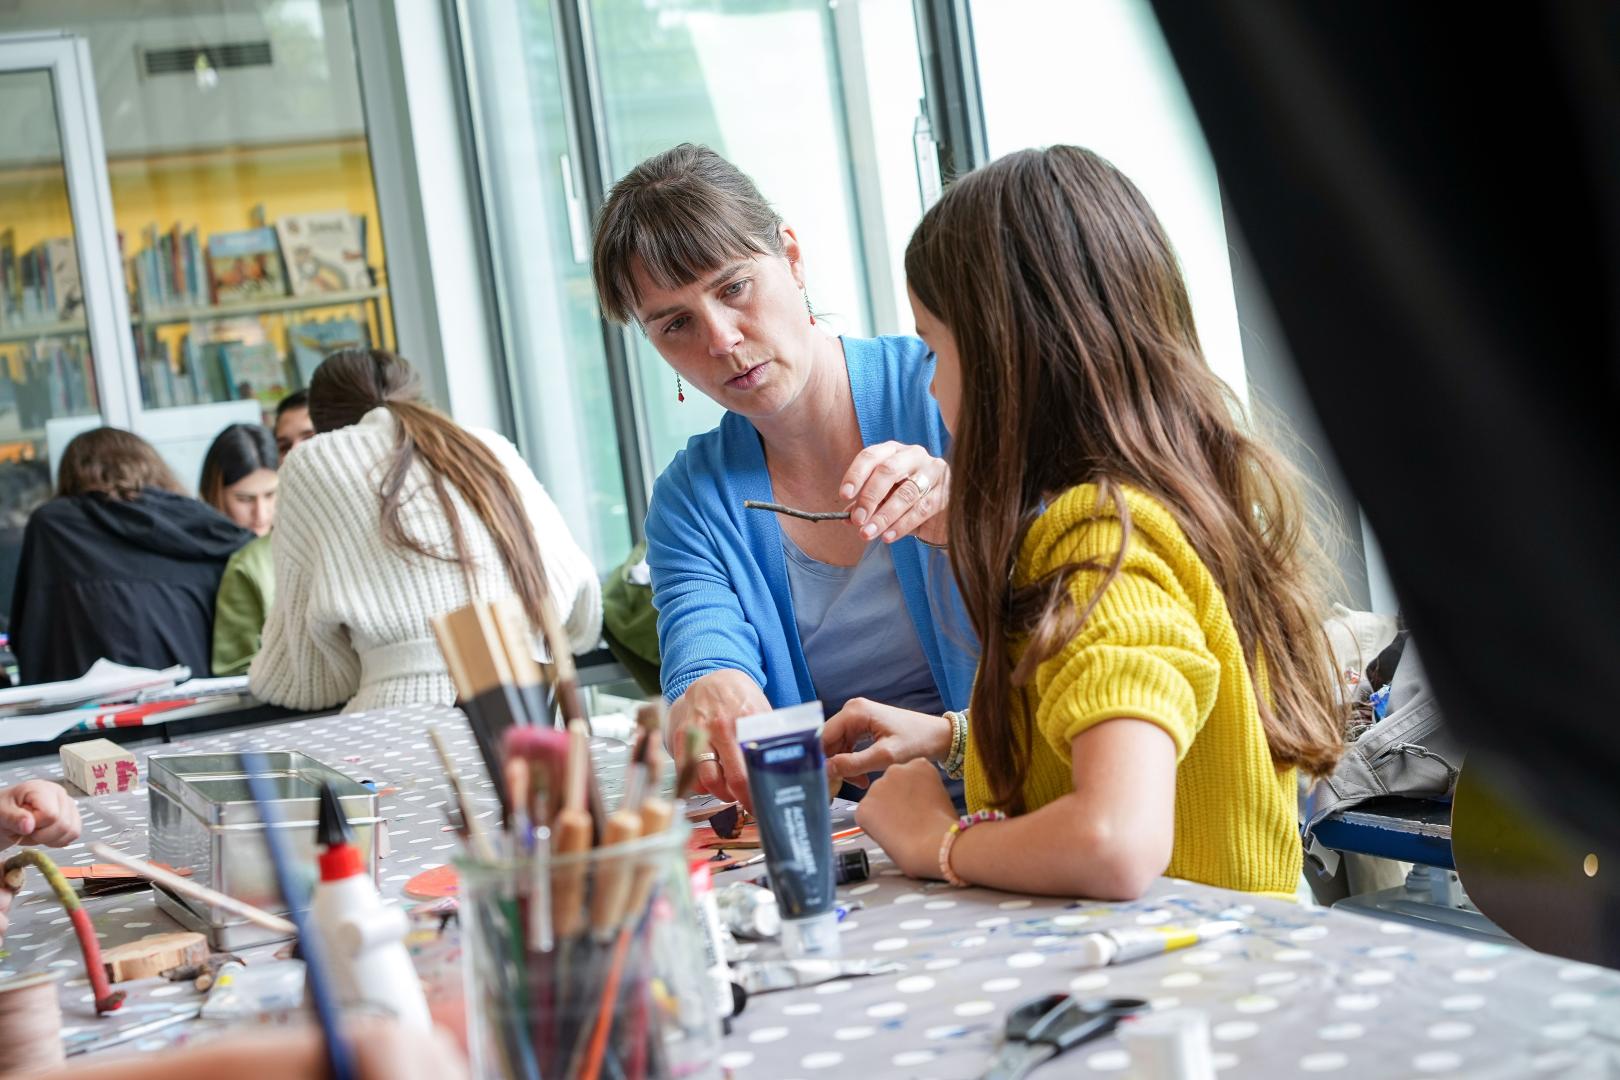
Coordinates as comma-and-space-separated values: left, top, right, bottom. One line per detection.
250, 350, 601, 712
821, 146, 1346, 900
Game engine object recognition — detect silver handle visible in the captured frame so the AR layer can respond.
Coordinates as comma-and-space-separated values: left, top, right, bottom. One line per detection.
913, 98, 944, 209
559, 153, 590, 264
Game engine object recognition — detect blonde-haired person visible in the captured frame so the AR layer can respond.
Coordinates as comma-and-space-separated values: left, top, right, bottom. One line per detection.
9, 428, 251, 685
594, 144, 976, 810
822, 146, 1345, 900
250, 350, 601, 712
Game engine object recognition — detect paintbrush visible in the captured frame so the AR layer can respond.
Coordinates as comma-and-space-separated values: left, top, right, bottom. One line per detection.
431, 612, 511, 822
429, 725, 495, 862
674, 725, 709, 800
551, 720, 594, 939
534, 592, 607, 838
241, 753, 357, 1080
487, 596, 547, 727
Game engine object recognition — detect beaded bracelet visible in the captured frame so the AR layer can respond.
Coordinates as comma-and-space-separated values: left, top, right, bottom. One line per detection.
938, 808, 1006, 887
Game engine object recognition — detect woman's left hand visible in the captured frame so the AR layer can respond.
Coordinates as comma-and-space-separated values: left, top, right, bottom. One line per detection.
854, 759, 957, 880
840, 442, 949, 547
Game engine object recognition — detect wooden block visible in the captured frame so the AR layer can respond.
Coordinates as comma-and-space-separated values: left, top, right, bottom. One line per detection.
59, 739, 139, 796
100, 932, 207, 983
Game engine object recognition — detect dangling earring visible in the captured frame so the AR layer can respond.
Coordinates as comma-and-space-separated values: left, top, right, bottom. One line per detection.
804, 289, 816, 326
676, 372, 685, 403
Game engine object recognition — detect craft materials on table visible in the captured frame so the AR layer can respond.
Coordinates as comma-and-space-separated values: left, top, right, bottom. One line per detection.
241, 751, 358, 1080
309, 780, 432, 1027
2, 849, 123, 1013
976, 994, 1148, 1080
0, 971, 66, 1072
737, 702, 840, 959
431, 596, 719, 1080
59, 738, 139, 795
86, 842, 296, 935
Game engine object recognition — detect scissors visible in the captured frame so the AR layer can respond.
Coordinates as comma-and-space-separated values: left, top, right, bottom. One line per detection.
978, 993, 1148, 1080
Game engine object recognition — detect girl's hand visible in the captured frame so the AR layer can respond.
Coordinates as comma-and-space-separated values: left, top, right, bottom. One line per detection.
822, 699, 952, 786
840, 441, 950, 546
668, 669, 770, 812
854, 759, 957, 879
0, 780, 82, 849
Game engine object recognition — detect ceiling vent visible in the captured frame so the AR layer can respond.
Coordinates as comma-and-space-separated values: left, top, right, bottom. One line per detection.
142, 41, 273, 78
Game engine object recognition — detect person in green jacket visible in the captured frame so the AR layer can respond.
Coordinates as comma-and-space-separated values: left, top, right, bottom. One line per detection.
201, 423, 279, 676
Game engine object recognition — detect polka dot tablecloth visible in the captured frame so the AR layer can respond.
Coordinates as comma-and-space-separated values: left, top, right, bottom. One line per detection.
2, 705, 1619, 1077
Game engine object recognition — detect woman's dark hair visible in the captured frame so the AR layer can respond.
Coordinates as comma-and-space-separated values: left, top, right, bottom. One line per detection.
906, 146, 1345, 808
56, 428, 184, 500
307, 349, 552, 631
199, 424, 278, 515
592, 143, 785, 325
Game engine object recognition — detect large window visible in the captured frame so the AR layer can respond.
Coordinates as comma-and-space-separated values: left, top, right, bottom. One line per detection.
969, 0, 1246, 396
459, 0, 930, 570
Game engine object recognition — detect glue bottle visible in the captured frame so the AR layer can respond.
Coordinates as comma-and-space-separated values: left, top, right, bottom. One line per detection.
308, 782, 431, 1027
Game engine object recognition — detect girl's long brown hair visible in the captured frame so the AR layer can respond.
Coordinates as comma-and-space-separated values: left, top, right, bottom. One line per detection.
906, 146, 1344, 810
308, 349, 551, 631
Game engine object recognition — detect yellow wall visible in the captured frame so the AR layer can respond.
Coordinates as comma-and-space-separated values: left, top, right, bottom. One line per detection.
0, 136, 393, 377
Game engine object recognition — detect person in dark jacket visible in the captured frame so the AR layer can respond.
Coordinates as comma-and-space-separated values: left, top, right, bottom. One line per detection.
9, 428, 253, 685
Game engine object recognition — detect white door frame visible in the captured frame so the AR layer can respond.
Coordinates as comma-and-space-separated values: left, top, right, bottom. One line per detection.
0, 31, 139, 428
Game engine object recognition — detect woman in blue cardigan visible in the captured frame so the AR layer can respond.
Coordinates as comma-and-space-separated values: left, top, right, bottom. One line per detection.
593, 144, 977, 809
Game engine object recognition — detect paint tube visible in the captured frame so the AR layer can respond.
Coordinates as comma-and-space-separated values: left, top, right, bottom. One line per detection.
731, 957, 905, 996
1072, 920, 1245, 967
737, 702, 838, 959
714, 882, 781, 940
688, 858, 737, 1018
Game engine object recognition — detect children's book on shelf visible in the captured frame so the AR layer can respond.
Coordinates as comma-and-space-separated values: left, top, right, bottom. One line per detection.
275, 212, 371, 296
288, 316, 369, 386
220, 342, 292, 410
207, 227, 288, 305
39, 238, 83, 322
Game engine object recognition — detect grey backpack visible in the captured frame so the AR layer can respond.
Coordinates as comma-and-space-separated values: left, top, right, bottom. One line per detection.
1305, 644, 1465, 835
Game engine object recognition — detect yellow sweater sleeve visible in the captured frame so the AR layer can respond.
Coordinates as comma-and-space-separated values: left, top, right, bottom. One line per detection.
1029, 516, 1221, 765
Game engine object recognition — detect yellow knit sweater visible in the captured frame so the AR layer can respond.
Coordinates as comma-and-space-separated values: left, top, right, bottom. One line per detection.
963, 484, 1302, 897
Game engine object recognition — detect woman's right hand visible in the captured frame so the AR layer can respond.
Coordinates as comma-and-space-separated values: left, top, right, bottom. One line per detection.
822, 698, 954, 787
668, 669, 770, 811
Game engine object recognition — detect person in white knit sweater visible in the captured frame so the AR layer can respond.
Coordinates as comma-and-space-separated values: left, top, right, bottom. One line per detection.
250, 349, 602, 713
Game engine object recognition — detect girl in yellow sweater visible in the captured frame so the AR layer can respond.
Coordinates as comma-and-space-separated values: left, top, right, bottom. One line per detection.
822, 145, 1345, 899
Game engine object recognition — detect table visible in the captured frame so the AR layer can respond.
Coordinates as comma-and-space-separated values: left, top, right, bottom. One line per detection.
1, 705, 1616, 1077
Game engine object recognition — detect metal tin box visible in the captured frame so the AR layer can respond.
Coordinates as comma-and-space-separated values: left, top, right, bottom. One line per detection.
148, 752, 379, 948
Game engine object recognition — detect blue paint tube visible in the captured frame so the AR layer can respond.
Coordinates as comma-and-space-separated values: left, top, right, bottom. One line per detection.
737, 702, 840, 959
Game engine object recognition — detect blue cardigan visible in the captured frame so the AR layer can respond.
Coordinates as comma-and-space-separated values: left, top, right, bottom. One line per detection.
646, 335, 978, 713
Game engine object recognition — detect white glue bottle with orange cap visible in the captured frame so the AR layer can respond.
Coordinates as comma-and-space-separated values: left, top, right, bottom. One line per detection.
308, 781, 431, 1028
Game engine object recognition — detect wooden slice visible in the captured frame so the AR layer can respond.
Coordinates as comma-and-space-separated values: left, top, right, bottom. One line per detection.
100, 931, 208, 983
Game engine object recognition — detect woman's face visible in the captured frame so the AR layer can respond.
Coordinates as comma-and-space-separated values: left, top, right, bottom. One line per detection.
223, 468, 278, 536
909, 288, 961, 436
629, 227, 817, 421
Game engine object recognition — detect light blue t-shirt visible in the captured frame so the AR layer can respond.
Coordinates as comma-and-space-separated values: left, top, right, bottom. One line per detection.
782, 536, 947, 718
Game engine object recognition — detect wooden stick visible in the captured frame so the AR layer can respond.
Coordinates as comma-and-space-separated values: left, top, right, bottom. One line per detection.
743, 500, 851, 522
87, 843, 296, 936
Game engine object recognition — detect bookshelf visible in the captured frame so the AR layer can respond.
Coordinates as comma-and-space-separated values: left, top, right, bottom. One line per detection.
0, 287, 384, 345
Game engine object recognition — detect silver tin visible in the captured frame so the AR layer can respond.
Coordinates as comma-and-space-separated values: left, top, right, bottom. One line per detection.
148, 752, 379, 947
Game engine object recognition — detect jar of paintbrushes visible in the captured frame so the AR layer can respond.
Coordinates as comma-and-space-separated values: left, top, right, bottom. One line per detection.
432, 596, 722, 1078
457, 821, 719, 1080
